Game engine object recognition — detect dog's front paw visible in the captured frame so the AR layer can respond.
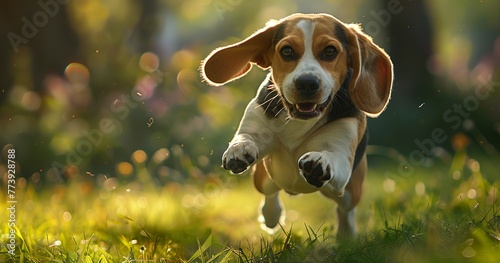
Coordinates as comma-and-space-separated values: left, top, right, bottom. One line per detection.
222, 141, 258, 174
298, 152, 332, 188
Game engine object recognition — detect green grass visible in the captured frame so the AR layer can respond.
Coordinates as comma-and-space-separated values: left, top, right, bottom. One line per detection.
1, 150, 499, 262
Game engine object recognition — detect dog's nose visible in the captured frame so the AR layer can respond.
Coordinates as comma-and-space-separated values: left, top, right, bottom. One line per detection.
295, 75, 320, 97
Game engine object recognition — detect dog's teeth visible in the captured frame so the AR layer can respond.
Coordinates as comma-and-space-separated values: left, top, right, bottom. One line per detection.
295, 104, 317, 112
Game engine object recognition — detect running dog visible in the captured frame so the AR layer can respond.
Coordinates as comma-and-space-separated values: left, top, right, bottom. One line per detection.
201, 13, 393, 236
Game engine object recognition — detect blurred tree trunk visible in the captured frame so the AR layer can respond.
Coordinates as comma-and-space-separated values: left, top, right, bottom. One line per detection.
133, 0, 161, 54
385, 0, 434, 106
368, 0, 435, 153
0, 0, 81, 101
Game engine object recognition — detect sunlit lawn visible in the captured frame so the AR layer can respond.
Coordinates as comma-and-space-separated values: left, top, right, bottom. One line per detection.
1, 148, 499, 262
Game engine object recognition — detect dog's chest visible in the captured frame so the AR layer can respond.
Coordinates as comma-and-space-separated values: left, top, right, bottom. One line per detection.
278, 119, 321, 150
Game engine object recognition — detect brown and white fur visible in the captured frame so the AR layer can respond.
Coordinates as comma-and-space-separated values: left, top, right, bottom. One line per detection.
201, 13, 393, 236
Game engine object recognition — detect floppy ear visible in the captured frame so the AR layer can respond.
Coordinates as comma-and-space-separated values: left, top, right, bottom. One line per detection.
346, 24, 393, 117
201, 21, 280, 86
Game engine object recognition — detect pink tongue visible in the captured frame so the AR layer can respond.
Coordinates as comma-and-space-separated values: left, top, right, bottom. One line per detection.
296, 103, 316, 112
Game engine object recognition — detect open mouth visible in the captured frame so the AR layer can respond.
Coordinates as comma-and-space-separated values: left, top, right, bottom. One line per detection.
284, 97, 332, 120
295, 103, 318, 113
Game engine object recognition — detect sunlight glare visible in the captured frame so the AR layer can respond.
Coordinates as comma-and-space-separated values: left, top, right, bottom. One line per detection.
132, 150, 147, 163
182, 194, 195, 208
64, 63, 90, 86
21, 91, 41, 111
102, 177, 118, 191
462, 246, 476, 258
383, 178, 396, 193
197, 155, 210, 167
139, 52, 160, 72
63, 211, 72, 222
195, 193, 208, 207
415, 182, 426, 196
467, 189, 477, 199
153, 148, 170, 163
453, 171, 461, 180
177, 68, 196, 96
18, 177, 27, 189
51, 240, 62, 247
468, 160, 480, 173
116, 162, 133, 176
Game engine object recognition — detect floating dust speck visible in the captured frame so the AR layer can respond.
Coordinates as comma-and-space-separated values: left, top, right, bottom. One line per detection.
147, 117, 154, 127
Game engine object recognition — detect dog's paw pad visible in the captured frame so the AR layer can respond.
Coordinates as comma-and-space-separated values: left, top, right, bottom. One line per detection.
298, 152, 332, 188
222, 142, 258, 174
225, 153, 255, 174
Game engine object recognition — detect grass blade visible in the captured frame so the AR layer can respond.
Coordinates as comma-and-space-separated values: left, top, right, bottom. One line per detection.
188, 234, 213, 263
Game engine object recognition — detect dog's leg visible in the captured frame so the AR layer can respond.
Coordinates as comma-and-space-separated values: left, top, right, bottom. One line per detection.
327, 155, 366, 237
253, 160, 284, 231
297, 117, 363, 236
298, 118, 359, 195
222, 98, 275, 174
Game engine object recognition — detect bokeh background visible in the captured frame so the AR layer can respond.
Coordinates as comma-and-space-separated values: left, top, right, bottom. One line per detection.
1, 0, 499, 194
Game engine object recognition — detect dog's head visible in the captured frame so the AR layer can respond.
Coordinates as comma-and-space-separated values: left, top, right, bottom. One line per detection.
201, 13, 393, 119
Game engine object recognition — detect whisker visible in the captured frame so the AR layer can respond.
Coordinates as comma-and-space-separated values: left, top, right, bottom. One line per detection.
254, 93, 280, 109
333, 91, 347, 106
273, 106, 286, 118
263, 95, 281, 114
331, 90, 349, 110
270, 98, 286, 116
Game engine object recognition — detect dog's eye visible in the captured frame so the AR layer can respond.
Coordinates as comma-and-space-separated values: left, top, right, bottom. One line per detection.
280, 46, 295, 59
321, 46, 337, 60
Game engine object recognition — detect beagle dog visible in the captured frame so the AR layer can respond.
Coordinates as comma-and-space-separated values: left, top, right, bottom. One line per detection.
201, 13, 393, 236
